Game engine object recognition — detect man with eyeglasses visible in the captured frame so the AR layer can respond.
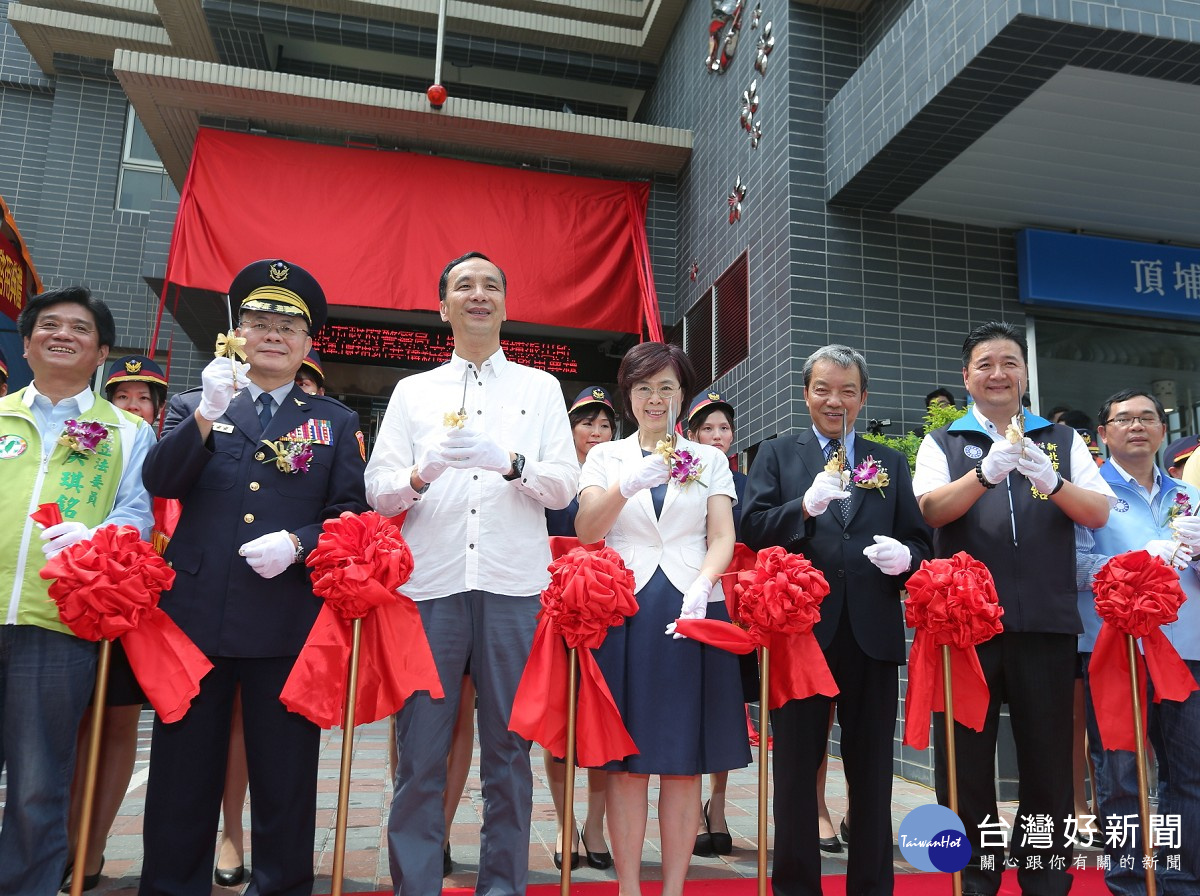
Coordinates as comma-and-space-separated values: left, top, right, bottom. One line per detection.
913, 321, 1114, 896
366, 251, 577, 896
139, 259, 368, 896
1075, 389, 1200, 895
741, 344, 932, 896
0, 287, 154, 894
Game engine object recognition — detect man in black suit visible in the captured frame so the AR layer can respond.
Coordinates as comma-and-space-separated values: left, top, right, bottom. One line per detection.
742, 344, 932, 896
139, 259, 368, 896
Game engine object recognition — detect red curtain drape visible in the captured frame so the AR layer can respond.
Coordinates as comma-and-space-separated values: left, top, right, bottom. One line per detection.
164, 129, 658, 335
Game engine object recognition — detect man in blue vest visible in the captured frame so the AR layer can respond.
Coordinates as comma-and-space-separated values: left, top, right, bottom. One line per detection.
1076, 388, 1200, 895
139, 259, 368, 896
0, 287, 154, 894
914, 321, 1114, 896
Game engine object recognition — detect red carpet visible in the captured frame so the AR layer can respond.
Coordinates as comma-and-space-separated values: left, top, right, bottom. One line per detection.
357, 867, 1108, 894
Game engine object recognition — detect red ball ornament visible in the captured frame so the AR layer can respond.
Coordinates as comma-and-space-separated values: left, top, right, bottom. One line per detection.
427, 84, 447, 109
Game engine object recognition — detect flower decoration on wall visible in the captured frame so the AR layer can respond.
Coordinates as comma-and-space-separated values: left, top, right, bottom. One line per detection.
706, 0, 745, 74
689, 261, 700, 282
727, 176, 747, 224
755, 21, 775, 75
751, 121, 763, 149
751, 2, 762, 29
740, 79, 759, 132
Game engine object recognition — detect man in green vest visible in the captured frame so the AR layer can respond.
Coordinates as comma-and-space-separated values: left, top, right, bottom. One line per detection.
0, 286, 154, 895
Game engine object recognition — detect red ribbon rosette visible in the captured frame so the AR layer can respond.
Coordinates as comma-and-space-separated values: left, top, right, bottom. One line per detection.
1089, 549, 1199, 751
902, 551, 1003, 750
676, 546, 838, 708
40, 524, 213, 723
509, 546, 639, 767
280, 511, 444, 728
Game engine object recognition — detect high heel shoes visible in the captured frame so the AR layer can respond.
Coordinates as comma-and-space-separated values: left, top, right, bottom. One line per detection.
552, 831, 581, 871
703, 800, 733, 855
214, 863, 246, 887
60, 857, 104, 893
579, 826, 613, 870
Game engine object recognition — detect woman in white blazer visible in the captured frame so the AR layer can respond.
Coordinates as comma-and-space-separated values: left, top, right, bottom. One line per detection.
576, 342, 750, 896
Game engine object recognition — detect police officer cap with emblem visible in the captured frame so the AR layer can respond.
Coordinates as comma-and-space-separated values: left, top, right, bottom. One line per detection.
569, 385, 615, 422
229, 259, 328, 336
1166, 434, 1200, 476
104, 354, 168, 407
687, 390, 735, 431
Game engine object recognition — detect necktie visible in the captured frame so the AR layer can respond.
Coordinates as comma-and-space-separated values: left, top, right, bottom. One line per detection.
257, 393, 275, 431
824, 438, 852, 525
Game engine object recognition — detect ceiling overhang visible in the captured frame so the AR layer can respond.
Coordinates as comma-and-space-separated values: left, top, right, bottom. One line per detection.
114, 49, 693, 184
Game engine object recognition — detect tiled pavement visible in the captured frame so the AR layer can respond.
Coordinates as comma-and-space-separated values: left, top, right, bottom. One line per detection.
1, 709, 1074, 895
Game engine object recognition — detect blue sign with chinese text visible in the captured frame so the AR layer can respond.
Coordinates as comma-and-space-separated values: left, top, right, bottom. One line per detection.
1017, 229, 1200, 323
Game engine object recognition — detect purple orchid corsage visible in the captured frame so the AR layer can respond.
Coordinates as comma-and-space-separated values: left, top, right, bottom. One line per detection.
852, 455, 890, 498
261, 438, 315, 474
58, 419, 110, 455
653, 438, 707, 488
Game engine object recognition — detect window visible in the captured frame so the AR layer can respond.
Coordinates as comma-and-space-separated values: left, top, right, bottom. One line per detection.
684, 289, 713, 384
117, 107, 178, 213
681, 250, 750, 382
715, 251, 749, 377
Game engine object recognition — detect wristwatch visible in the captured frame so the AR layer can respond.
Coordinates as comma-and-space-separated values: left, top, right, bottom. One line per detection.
503, 452, 525, 481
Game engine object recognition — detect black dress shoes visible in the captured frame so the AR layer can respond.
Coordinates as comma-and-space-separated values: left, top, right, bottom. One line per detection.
552, 850, 581, 871
818, 834, 844, 854
214, 863, 246, 887
580, 827, 613, 870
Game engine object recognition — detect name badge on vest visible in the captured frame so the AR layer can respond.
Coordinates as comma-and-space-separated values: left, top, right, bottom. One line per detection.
212, 422, 235, 434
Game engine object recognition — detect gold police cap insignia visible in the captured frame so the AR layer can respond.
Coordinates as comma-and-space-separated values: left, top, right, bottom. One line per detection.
592, 388, 604, 400
708, 391, 721, 401
269, 261, 290, 283
125, 360, 143, 374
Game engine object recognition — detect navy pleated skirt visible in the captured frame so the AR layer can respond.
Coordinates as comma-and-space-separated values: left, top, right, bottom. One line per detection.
593, 567, 751, 776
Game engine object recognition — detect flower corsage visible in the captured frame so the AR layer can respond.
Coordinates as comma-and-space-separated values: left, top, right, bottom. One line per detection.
654, 438, 706, 488
261, 438, 314, 474
58, 419, 110, 455
852, 455, 889, 498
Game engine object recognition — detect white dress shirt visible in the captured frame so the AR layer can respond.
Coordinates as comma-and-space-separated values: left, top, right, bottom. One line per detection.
365, 349, 578, 600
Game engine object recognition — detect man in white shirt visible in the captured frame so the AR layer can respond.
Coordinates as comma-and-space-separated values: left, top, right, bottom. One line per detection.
366, 251, 578, 896
0, 286, 154, 894
913, 321, 1114, 896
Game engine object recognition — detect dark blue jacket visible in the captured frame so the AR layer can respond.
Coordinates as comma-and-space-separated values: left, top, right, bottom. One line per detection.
143, 385, 368, 657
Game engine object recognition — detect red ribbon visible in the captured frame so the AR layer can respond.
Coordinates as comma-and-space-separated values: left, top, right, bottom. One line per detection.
678, 546, 837, 709
509, 545, 639, 767
1090, 549, 1199, 751
40, 524, 212, 723
280, 511, 444, 728
901, 551, 1003, 750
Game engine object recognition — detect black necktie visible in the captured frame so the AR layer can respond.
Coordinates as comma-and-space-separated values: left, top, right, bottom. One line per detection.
824, 438, 852, 524
257, 393, 275, 431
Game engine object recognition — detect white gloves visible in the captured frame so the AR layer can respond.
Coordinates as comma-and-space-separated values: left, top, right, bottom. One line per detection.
863, 534, 912, 576
441, 429, 512, 475
239, 530, 297, 579
620, 452, 671, 499
198, 357, 250, 422
1144, 539, 1193, 570
666, 576, 713, 639
415, 443, 451, 485
1170, 514, 1200, 551
40, 521, 91, 557
979, 439, 1023, 485
803, 471, 851, 517
1015, 440, 1059, 494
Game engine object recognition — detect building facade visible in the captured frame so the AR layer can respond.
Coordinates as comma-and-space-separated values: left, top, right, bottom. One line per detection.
5, 0, 1200, 791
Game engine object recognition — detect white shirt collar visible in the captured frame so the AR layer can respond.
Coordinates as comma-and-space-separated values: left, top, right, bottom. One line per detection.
24, 380, 96, 412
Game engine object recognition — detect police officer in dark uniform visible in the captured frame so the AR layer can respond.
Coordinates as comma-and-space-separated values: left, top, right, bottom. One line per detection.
139, 259, 368, 896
